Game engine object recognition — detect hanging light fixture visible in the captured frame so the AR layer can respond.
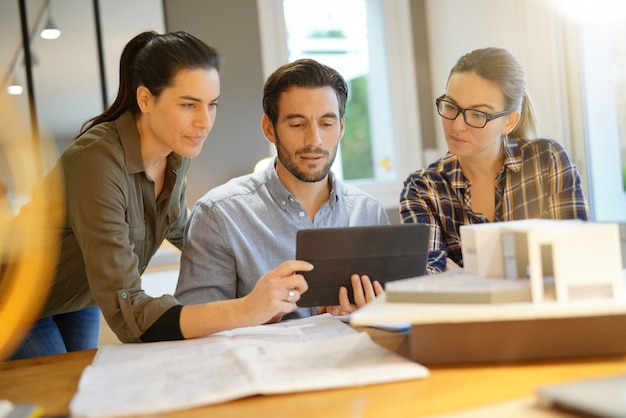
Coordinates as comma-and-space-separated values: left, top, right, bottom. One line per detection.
7, 83, 24, 96
40, 17, 61, 39
6, 78, 24, 96
40, 1, 61, 40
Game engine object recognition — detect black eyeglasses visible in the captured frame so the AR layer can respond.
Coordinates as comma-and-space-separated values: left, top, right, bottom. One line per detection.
435, 95, 510, 128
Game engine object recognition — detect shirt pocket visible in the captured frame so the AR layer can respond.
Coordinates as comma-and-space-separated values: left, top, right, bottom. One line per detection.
128, 223, 145, 242
128, 223, 148, 271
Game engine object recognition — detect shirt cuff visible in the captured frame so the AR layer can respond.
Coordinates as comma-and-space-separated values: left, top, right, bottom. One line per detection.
140, 304, 184, 342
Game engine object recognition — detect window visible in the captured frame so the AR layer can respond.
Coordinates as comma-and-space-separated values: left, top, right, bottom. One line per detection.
611, 26, 626, 192
257, 0, 422, 208
558, 0, 626, 221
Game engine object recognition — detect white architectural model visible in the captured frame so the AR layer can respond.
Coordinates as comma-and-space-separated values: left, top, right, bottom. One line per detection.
460, 220, 624, 303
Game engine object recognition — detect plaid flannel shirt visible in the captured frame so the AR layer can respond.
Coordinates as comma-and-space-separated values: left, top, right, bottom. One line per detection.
400, 136, 590, 274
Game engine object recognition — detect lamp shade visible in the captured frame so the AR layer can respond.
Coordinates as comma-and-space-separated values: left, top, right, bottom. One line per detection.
7, 80, 24, 95
40, 16, 61, 39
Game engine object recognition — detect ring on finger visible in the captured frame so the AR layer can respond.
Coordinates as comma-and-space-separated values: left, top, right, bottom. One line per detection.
287, 289, 296, 302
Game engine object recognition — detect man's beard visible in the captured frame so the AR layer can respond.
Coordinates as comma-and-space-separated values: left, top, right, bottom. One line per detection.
274, 131, 338, 183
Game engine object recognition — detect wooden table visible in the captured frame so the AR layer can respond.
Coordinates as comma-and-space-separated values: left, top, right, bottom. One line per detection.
1, 328, 625, 418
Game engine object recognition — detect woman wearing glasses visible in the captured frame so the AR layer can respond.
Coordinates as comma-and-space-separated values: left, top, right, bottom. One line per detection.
400, 47, 589, 274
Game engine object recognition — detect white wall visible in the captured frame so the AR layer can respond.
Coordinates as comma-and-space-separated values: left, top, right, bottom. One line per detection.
100, 0, 165, 106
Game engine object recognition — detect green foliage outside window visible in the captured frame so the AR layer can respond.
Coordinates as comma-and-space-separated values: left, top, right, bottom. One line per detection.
341, 76, 374, 180
308, 30, 346, 39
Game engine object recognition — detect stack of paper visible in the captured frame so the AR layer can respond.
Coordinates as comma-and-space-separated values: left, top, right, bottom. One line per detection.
70, 314, 428, 418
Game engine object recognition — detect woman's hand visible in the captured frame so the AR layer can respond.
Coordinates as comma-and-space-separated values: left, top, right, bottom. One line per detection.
242, 260, 311, 324
180, 260, 311, 339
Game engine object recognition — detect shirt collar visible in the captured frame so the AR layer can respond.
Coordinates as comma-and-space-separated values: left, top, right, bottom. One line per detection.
437, 152, 466, 189
437, 135, 523, 189
328, 170, 340, 207
115, 111, 183, 175
502, 135, 523, 172
263, 157, 339, 208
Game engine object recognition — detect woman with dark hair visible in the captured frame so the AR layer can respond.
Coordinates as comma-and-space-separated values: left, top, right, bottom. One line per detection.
9, 31, 309, 360
400, 47, 590, 274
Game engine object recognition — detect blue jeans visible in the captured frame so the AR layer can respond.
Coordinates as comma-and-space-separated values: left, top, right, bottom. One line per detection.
9, 306, 101, 360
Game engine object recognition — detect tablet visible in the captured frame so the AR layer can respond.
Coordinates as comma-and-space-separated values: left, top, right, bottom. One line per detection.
295, 224, 430, 307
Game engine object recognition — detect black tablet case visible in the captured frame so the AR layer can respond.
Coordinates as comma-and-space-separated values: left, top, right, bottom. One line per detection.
295, 224, 430, 307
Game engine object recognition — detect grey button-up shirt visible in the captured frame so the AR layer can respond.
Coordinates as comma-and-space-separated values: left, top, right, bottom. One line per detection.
175, 159, 389, 317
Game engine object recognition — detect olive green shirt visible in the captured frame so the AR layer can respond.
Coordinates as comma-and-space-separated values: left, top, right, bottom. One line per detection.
37, 111, 189, 343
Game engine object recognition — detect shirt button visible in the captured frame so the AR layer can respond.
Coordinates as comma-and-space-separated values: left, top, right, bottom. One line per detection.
120, 292, 128, 300
281, 200, 287, 206
298, 211, 305, 218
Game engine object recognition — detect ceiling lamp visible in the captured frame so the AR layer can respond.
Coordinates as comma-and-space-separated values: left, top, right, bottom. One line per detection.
6, 78, 24, 96
40, 16, 61, 40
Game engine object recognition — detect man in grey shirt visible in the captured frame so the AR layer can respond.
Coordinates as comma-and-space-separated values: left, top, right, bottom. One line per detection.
175, 59, 389, 318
